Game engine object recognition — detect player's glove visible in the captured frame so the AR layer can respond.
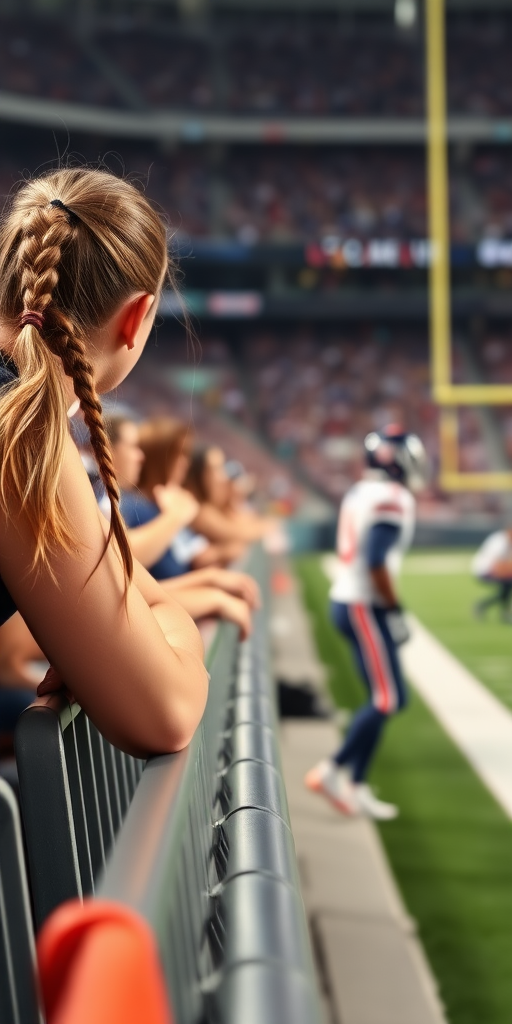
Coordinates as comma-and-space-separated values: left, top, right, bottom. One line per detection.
385, 605, 411, 646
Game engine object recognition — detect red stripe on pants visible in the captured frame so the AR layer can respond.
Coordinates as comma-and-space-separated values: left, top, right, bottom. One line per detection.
350, 605, 395, 713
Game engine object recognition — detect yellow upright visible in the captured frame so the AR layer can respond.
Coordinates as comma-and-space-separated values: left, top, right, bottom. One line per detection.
425, 0, 451, 401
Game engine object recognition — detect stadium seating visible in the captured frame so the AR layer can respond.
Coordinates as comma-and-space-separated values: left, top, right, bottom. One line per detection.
115, 324, 501, 517
1, 134, 511, 245
1, 12, 512, 119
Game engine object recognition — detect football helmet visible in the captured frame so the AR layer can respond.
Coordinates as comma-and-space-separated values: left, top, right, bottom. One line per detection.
364, 425, 429, 492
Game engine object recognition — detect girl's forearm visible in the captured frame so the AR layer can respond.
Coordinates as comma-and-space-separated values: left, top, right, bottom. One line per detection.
159, 567, 217, 592
127, 510, 184, 568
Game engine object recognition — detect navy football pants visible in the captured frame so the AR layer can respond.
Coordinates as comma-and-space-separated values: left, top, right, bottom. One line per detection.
330, 601, 407, 782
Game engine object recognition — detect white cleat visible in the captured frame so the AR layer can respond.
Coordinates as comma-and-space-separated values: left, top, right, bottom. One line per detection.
304, 760, 357, 816
353, 783, 399, 821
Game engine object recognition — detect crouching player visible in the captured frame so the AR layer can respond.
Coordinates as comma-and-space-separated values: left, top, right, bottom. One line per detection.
305, 426, 428, 820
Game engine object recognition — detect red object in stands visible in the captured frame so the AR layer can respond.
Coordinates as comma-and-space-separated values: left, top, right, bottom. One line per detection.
37, 899, 173, 1024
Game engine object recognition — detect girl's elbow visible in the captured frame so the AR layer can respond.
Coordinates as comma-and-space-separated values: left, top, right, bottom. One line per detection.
161, 685, 208, 752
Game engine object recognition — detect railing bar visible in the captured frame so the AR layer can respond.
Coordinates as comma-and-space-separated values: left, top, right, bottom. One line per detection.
94, 728, 115, 852
105, 740, 122, 835
123, 753, 135, 803
179, 844, 201, 1018
114, 749, 129, 818
70, 717, 95, 894
172, 871, 193, 1024
187, 800, 207, 979
122, 754, 133, 801
0, 870, 20, 1024
84, 718, 106, 872
126, 754, 138, 796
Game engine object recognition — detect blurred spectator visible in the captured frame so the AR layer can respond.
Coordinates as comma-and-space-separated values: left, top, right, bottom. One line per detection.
105, 415, 258, 636
184, 445, 278, 546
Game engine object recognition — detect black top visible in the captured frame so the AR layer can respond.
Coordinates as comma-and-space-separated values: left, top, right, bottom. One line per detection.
0, 363, 19, 626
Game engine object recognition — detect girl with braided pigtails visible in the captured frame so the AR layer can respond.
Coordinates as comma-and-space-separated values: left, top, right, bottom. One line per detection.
0, 168, 208, 756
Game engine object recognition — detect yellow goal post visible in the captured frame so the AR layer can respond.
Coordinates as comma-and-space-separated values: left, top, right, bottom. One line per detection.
425, 0, 512, 488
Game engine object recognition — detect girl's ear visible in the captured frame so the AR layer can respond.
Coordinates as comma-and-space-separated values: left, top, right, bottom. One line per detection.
117, 293, 155, 351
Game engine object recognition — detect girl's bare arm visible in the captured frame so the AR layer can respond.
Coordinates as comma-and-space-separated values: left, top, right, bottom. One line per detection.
0, 436, 208, 756
191, 503, 274, 544
126, 487, 199, 568
162, 566, 260, 608
159, 583, 252, 640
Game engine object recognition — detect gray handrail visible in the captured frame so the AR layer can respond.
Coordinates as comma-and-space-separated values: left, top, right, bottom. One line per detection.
15, 692, 145, 929
99, 547, 323, 1024
0, 777, 42, 1024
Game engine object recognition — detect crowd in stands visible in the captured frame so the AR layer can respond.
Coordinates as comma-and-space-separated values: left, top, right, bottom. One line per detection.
114, 324, 502, 519
95, 29, 213, 110
2, 135, 512, 245
241, 325, 504, 514
223, 18, 422, 117
240, 325, 439, 500
468, 148, 512, 242
1, 13, 512, 117
114, 332, 301, 514
0, 20, 119, 106
222, 148, 426, 244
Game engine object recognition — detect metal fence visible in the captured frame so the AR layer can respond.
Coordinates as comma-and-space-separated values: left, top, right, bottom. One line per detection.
99, 548, 323, 1024
0, 777, 41, 1024
15, 692, 145, 929
8, 547, 321, 1023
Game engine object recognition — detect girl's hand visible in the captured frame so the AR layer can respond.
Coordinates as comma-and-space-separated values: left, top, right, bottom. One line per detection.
211, 569, 261, 609
37, 666, 75, 703
37, 665, 63, 695
217, 593, 253, 640
153, 485, 199, 527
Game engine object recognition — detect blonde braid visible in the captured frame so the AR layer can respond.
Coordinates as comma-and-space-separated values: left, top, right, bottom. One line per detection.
0, 167, 167, 585
46, 306, 133, 584
17, 206, 75, 315
8, 203, 132, 584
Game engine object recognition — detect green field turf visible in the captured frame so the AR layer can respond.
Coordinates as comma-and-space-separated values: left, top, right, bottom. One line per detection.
294, 553, 512, 1024
401, 550, 512, 712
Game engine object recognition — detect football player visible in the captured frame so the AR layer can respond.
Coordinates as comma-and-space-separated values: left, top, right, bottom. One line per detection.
305, 425, 428, 820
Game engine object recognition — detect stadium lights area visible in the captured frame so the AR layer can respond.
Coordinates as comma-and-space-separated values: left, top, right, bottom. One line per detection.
394, 0, 417, 27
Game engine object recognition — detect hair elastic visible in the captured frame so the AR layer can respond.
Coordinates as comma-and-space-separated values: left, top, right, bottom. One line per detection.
50, 198, 79, 225
20, 310, 44, 331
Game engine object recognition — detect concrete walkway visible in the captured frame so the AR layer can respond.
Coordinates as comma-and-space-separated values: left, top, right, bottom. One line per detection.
280, 721, 447, 1024
271, 559, 447, 1024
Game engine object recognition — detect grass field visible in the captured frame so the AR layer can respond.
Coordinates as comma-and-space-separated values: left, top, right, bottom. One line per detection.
401, 550, 512, 712
294, 552, 512, 1024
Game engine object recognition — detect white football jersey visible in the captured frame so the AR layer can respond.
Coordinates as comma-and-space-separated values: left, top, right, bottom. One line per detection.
330, 476, 416, 606
471, 531, 512, 578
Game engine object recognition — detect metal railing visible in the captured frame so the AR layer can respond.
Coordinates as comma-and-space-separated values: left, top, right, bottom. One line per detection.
9, 547, 321, 1023
15, 693, 145, 929
99, 548, 323, 1024
0, 777, 41, 1024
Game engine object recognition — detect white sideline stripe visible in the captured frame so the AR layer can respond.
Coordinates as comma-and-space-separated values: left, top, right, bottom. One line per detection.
402, 617, 512, 819
320, 552, 512, 819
